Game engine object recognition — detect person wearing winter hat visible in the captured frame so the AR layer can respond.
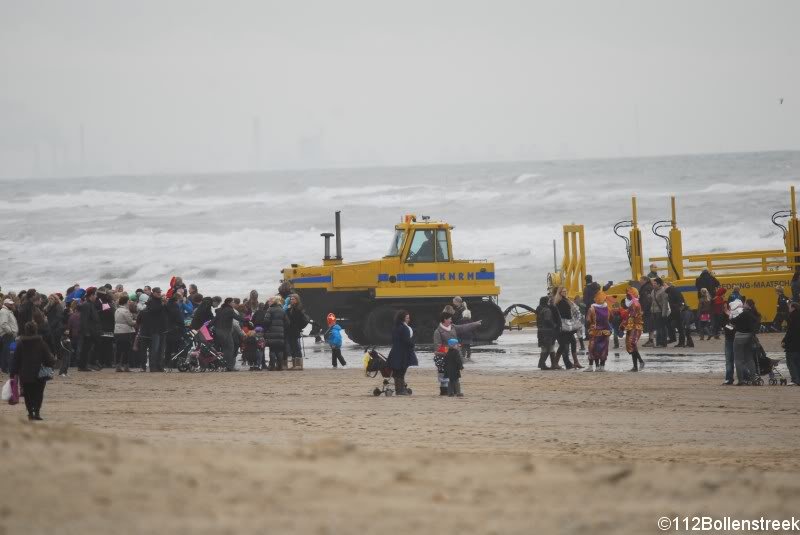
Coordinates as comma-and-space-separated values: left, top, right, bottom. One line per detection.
623, 287, 645, 372
444, 338, 464, 397
324, 313, 347, 368
78, 288, 101, 371
585, 291, 611, 372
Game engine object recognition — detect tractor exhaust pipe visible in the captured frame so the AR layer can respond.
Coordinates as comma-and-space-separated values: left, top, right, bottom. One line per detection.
335, 211, 343, 260
321, 232, 334, 260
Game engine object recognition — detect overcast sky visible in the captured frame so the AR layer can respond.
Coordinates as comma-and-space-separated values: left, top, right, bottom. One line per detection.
0, 0, 798, 179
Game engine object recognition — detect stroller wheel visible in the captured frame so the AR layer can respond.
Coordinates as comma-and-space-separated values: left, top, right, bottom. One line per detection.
769, 378, 777, 386
406, 388, 412, 395
373, 388, 382, 396
754, 377, 764, 386
781, 378, 788, 385
385, 389, 394, 397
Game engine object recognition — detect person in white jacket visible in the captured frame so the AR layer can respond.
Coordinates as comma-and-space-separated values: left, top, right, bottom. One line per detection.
114, 295, 137, 372
0, 299, 19, 373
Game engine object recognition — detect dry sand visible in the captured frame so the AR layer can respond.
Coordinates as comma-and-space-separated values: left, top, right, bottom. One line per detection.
1, 347, 799, 534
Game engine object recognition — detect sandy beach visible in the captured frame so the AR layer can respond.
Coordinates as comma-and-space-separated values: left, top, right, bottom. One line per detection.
1, 339, 799, 534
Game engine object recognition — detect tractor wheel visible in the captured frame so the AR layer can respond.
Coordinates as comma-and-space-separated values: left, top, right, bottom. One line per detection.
364, 306, 396, 346
471, 301, 506, 342
345, 322, 369, 347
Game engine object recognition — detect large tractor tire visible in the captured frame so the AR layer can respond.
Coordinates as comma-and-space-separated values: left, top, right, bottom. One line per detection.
344, 321, 370, 347
363, 306, 396, 346
470, 301, 506, 342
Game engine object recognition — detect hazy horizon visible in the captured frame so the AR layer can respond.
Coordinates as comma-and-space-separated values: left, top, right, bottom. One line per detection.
1, 0, 798, 180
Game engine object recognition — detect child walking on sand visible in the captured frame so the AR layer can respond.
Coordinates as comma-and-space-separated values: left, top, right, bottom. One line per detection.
444, 338, 464, 397
585, 291, 611, 372
325, 313, 347, 368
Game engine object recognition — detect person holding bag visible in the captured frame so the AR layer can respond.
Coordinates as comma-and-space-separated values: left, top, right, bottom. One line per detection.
10, 321, 56, 421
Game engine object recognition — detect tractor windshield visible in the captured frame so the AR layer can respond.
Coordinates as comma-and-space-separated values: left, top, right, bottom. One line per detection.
386, 229, 407, 256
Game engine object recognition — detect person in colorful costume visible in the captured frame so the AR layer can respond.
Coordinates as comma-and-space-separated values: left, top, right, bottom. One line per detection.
585, 290, 611, 372
624, 287, 645, 372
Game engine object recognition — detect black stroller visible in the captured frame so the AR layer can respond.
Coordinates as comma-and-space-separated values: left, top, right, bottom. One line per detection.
364, 348, 411, 396
752, 336, 787, 386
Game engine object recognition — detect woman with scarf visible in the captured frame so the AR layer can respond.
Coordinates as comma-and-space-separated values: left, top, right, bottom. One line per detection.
387, 310, 418, 395
624, 287, 645, 372
585, 291, 612, 372
433, 312, 481, 395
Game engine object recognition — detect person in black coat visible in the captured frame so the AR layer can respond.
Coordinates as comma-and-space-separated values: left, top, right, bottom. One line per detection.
140, 288, 169, 372
78, 289, 101, 371
665, 283, 686, 346
164, 296, 186, 367
387, 310, 418, 395
10, 321, 56, 420
96, 290, 116, 367
535, 296, 557, 370
190, 297, 215, 330
213, 298, 243, 372
782, 302, 800, 385
695, 269, 720, 300
443, 339, 464, 397
263, 297, 288, 370
285, 294, 309, 369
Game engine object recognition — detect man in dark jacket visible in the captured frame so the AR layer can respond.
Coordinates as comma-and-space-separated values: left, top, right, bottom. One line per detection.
665, 283, 686, 346
78, 289, 101, 371
140, 287, 168, 371
695, 269, 720, 300
535, 296, 556, 370
263, 299, 287, 370
213, 298, 242, 371
782, 302, 800, 385
772, 286, 790, 332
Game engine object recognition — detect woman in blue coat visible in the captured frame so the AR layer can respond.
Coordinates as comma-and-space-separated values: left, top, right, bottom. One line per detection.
387, 310, 418, 395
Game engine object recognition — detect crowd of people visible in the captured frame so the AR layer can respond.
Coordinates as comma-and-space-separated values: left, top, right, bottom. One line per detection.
533, 266, 800, 386
0, 278, 320, 381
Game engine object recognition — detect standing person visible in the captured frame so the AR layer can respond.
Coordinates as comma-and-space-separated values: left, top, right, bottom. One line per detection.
711, 287, 727, 339
140, 287, 168, 372
61, 301, 80, 376
456, 309, 475, 361
680, 304, 695, 348
213, 298, 242, 372
697, 288, 713, 340
730, 299, 757, 385
324, 314, 347, 368
624, 287, 645, 372
444, 338, 464, 397
646, 263, 659, 279
10, 321, 56, 420
535, 296, 556, 370
44, 294, 65, 353
585, 291, 611, 372
164, 295, 185, 367
791, 272, 800, 303
114, 294, 136, 372
782, 302, 800, 386
244, 290, 260, 318
190, 297, 215, 330
727, 286, 743, 304
386, 310, 417, 395
695, 269, 720, 300
573, 294, 586, 351
285, 294, 309, 370
0, 299, 19, 374
665, 282, 686, 346
651, 279, 670, 347
553, 287, 575, 370
433, 312, 481, 395
78, 288, 101, 371
639, 277, 655, 347
771, 287, 790, 332
451, 297, 468, 324
96, 288, 116, 367
263, 296, 287, 371
582, 275, 600, 339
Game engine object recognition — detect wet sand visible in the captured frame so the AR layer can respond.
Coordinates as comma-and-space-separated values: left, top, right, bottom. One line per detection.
1, 350, 799, 534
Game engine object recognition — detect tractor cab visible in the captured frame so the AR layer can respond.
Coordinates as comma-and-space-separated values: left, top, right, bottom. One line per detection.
386, 215, 452, 264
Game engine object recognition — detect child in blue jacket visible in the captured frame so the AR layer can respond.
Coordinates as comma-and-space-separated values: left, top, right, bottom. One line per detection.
325, 313, 347, 368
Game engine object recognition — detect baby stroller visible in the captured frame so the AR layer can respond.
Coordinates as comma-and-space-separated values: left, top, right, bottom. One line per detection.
363, 348, 411, 397
752, 336, 787, 386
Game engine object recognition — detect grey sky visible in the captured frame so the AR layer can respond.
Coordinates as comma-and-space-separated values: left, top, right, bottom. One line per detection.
1, 0, 798, 179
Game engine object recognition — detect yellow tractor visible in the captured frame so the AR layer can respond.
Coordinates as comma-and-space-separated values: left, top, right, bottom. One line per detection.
281, 212, 506, 345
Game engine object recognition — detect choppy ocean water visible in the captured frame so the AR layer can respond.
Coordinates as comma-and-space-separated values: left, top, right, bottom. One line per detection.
1, 151, 798, 308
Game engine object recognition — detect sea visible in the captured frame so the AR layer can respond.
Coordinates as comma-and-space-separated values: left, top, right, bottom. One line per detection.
1, 150, 799, 310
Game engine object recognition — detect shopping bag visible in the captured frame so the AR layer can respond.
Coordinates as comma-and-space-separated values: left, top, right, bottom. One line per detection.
8, 376, 19, 405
